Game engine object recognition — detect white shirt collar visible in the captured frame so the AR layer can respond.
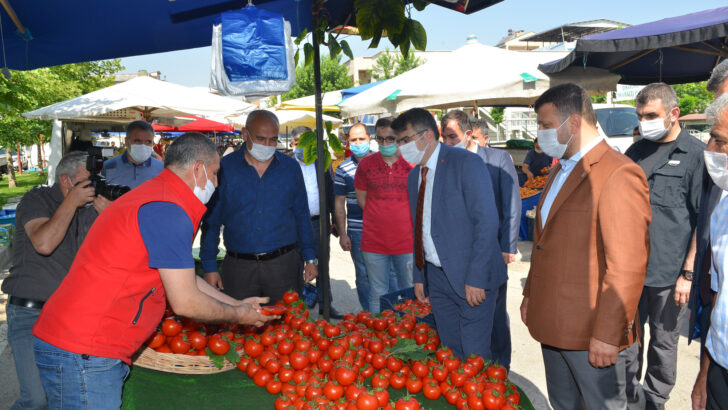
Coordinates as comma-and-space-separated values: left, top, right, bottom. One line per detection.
559, 136, 604, 173
424, 142, 442, 171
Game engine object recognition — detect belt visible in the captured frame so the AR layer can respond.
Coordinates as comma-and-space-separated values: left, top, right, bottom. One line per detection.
8, 296, 45, 310
227, 244, 296, 262
311, 215, 320, 221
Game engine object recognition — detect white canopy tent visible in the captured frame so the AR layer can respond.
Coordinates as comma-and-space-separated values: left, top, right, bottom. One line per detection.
228, 109, 342, 131
279, 90, 343, 112
339, 39, 621, 118
23, 76, 254, 182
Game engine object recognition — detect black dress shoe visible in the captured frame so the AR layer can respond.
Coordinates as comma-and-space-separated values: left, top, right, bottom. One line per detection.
319, 306, 344, 319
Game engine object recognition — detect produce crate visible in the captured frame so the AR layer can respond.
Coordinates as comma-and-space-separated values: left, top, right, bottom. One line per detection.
0, 209, 16, 226
132, 346, 235, 374
380, 287, 437, 329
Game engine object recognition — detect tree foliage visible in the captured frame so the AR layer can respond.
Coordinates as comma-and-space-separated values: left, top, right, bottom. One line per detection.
491, 107, 505, 125
674, 81, 712, 115
281, 55, 353, 101
370, 48, 424, 81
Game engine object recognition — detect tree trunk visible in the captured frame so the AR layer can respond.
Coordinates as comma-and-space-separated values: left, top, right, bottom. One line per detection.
36, 141, 44, 176
6, 149, 16, 188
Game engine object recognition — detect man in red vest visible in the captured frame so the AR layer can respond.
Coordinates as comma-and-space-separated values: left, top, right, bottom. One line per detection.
32, 133, 275, 409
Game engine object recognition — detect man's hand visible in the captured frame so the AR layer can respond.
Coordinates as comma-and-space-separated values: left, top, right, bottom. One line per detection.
304, 263, 318, 282
520, 296, 529, 324
675, 275, 691, 307
204, 272, 224, 290
240, 296, 269, 309
692, 352, 710, 410
414, 283, 429, 305
465, 285, 485, 307
339, 234, 351, 251
588, 337, 618, 368
67, 181, 95, 208
93, 195, 112, 213
236, 303, 276, 327
502, 252, 516, 265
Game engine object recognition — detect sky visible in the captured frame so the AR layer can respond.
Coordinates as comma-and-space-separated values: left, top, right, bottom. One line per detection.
119, 0, 722, 88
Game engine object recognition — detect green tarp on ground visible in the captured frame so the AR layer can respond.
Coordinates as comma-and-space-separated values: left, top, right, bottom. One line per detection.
121, 366, 535, 409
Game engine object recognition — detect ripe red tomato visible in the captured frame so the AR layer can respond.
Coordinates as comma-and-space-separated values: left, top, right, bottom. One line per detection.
252, 369, 272, 387
422, 381, 442, 400
282, 290, 299, 304
394, 396, 420, 410
289, 351, 309, 370
208, 334, 230, 355
386, 356, 403, 372
411, 360, 429, 379
161, 318, 182, 337
260, 305, 287, 316
356, 391, 378, 410
188, 331, 207, 351
323, 381, 344, 401
155, 344, 172, 353
265, 378, 282, 394
168, 335, 191, 354
374, 388, 390, 407
432, 366, 448, 382
485, 364, 507, 382
335, 366, 357, 386
389, 371, 406, 390
406, 376, 423, 394
146, 332, 166, 349
482, 388, 505, 410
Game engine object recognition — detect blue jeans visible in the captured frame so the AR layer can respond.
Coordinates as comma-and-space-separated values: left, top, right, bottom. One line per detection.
7, 304, 46, 410
363, 252, 413, 313
348, 229, 370, 311
33, 337, 129, 410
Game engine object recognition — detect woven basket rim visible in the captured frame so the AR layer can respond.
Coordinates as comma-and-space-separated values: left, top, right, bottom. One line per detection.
131, 345, 236, 374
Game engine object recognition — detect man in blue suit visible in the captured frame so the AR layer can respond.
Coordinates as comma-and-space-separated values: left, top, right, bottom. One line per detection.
440, 110, 520, 369
392, 108, 506, 361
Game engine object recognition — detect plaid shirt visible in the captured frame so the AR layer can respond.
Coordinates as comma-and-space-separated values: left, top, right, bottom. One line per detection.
707, 195, 728, 369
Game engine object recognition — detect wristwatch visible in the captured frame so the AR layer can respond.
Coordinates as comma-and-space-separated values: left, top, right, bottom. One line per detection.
305, 258, 318, 266
681, 269, 693, 281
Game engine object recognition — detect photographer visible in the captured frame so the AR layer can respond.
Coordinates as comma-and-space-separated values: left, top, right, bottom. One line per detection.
101, 120, 163, 188
1, 151, 110, 409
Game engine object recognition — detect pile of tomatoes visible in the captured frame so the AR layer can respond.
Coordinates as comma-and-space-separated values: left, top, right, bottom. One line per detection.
144, 290, 523, 409
392, 299, 432, 319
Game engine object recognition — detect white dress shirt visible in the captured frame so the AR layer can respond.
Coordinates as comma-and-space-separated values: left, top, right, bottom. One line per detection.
707, 194, 728, 370
420, 143, 442, 267
296, 157, 319, 217
540, 137, 604, 228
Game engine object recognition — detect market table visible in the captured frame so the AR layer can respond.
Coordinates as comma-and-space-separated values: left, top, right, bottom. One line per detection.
120, 366, 535, 409
518, 192, 542, 241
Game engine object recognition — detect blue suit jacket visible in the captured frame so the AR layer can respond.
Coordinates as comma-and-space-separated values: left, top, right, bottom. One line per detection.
408, 143, 506, 298
475, 146, 521, 254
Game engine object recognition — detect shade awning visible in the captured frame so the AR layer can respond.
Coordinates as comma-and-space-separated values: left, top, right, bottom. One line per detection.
153, 116, 234, 132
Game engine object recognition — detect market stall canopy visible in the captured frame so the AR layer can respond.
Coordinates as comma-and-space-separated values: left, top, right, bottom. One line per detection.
153, 116, 234, 132
428, 0, 504, 14
279, 90, 344, 112
23, 76, 254, 123
340, 38, 596, 118
228, 109, 342, 131
538, 6, 728, 85
340, 80, 388, 101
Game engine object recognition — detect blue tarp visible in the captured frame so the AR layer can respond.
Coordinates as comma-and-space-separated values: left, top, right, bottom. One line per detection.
539, 6, 728, 84
340, 80, 388, 101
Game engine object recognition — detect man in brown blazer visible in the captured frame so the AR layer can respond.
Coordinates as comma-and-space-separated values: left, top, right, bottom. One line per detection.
520, 83, 652, 409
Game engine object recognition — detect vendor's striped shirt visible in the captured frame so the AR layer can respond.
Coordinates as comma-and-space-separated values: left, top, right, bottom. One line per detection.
334, 155, 363, 232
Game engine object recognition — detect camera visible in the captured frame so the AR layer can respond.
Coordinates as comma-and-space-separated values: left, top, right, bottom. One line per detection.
86, 147, 131, 200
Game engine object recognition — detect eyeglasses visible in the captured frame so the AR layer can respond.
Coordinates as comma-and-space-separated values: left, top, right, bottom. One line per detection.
375, 136, 397, 144
396, 129, 427, 145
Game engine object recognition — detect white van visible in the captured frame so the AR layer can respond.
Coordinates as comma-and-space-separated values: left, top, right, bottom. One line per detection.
593, 103, 640, 154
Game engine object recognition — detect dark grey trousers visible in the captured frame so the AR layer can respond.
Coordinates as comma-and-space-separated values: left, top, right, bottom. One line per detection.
219, 249, 302, 303
707, 354, 728, 410
542, 345, 628, 410
624, 285, 687, 405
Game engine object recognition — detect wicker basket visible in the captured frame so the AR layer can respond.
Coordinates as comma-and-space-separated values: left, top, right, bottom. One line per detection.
132, 346, 236, 374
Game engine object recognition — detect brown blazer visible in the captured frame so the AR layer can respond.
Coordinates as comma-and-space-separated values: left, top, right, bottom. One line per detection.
523, 140, 651, 350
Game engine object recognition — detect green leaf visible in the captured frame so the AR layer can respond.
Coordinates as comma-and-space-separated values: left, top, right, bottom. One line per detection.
328, 132, 344, 154
206, 347, 225, 369
340, 40, 354, 60
412, 0, 428, 11
400, 39, 411, 58
410, 20, 427, 51
304, 43, 314, 67
294, 49, 300, 68
355, 6, 375, 40
323, 150, 332, 171
224, 347, 241, 364
388, 338, 432, 362
328, 34, 341, 59
370, 29, 383, 49
294, 28, 308, 46
325, 121, 333, 134
303, 143, 317, 165
297, 130, 317, 148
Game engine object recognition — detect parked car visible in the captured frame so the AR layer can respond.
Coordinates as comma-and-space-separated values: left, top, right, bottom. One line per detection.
593, 104, 640, 154
0, 149, 29, 174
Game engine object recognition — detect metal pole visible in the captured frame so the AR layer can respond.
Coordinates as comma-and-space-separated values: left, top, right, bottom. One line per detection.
312, 20, 331, 321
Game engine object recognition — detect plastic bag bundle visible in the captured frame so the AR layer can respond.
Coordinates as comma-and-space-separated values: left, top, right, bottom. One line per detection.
210, 6, 295, 98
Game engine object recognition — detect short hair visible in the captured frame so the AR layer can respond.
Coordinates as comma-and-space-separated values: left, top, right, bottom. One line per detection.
125, 120, 154, 137
55, 151, 88, 183
374, 117, 393, 129
706, 93, 728, 124
470, 118, 489, 135
164, 132, 219, 169
441, 110, 472, 132
635, 82, 679, 112
245, 110, 280, 130
708, 60, 728, 94
534, 83, 597, 126
290, 126, 311, 141
391, 108, 440, 139
349, 123, 369, 137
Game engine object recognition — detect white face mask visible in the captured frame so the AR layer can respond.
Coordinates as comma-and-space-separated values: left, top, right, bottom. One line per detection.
128, 144, 153, 162
536, 118, 572, 159
399, 131, 428, 165
247, 140, 276, 162
453, 138, 467, 149
705, 150, 728, 191
639, 117, 670, 141
193, 164, 215, 204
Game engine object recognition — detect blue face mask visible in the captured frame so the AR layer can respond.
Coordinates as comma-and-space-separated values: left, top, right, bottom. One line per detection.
293, 147, 304, 161
350, 141, 370, 158
379, 143, 398, 157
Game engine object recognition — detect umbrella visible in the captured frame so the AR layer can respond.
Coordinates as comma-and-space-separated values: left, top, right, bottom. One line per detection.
340, 80, 388, 101
339, 38, 576, 118
279, 90, 344, 112
23, 76, 254, 122
227, 109, 342, 131
153, 116, 234, 133
538, 6, 728, 85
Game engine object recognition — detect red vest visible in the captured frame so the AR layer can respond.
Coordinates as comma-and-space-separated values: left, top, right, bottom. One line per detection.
33, 169, 206, 364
